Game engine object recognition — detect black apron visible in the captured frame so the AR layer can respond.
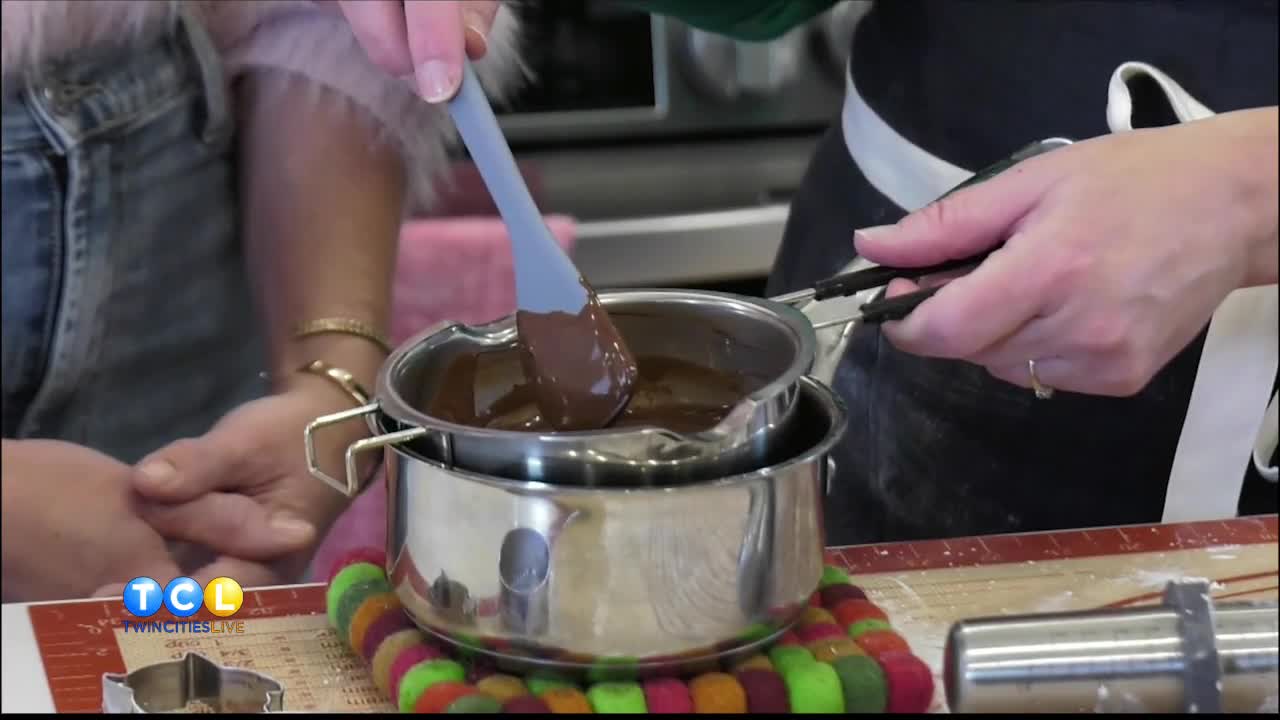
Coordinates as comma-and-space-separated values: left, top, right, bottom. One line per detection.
768, 0, 1279, 546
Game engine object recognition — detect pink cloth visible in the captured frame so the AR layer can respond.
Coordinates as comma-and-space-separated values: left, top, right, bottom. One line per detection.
308, 215, 578, 580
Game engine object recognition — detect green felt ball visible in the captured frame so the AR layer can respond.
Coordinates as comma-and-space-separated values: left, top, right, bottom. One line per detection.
445, 693, 503, 713
587, 681, 648, 713
781, 657, 845, 713
846, 618, 894, 640
737, 622, 776, 645
819, 566, 851, 588
526, 674, 577, 696
768, 646, 815, 676
397, 659, 466, 713
326, 563, 386, 628
450, 631, 483, 658
588, 657, 639, 683
334, 579, 392, 642
830, 655, 887, 713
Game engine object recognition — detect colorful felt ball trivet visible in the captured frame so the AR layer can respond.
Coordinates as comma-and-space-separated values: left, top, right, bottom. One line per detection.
878, 652, 935, 714
847, 618, 893, 640
689, 673, 748, 714
446, 694, 503, 713
541, 686, 595, 713
807, 636, 866, 663
831, 655, 888, 713
348, 592, 403, 651
414, 682, 478, 713
820, 583, 868, 607
642, 678, 693, 714
390, 645, 447, 704
798, 606, 838, 628
734, 669, 790, 713
398, 659, 466, 712
326, 547, 387, 584
326, 562, 385, 627
832, 598, 890, 627
781, 657, 845, 713
361, 610, 418, 662
503, 695, 552, 713
475, 674, 529, 703
335, 581, 393, 643
371, 630, 428, 695
327, 548, 936, 714
855, 630, 913, 660
587, 681, 648, 713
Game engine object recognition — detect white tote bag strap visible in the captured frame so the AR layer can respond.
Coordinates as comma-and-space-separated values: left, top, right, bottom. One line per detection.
1106, 62, 1280, 521
1106, 61, 1216, 129
1254, 392, 1279, 483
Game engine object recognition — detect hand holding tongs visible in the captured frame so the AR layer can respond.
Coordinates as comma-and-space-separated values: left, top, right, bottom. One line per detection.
774, 138, 1072, 327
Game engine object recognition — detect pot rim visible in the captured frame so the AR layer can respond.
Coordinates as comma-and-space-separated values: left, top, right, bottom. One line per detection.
374, 288, 819, 441
378, 375, 847, 496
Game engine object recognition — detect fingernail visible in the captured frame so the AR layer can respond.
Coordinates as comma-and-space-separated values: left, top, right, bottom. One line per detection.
464, 24, 489, 57
853, 224, 895, 246
418, 60, 460, 103
270, 513, 315, 541
138, 459, 176, 487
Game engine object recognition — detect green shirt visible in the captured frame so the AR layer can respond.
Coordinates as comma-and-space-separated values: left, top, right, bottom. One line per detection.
626, 0, 841, 42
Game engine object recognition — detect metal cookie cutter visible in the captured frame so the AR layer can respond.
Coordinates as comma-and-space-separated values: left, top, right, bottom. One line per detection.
102, 652, 284, 713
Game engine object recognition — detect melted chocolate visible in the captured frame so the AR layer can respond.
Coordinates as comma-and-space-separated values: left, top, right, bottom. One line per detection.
424, 348, 751, 435
514, 291, 639, 431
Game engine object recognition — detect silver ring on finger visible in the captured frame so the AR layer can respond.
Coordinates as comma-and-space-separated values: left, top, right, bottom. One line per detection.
1028, 359, 1055, 400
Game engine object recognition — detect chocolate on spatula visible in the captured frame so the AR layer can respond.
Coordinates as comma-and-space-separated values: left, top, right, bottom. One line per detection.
516, 287, 638, 431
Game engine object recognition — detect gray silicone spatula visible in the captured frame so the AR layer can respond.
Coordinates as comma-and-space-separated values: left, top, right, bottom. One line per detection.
447, 63, 638, 431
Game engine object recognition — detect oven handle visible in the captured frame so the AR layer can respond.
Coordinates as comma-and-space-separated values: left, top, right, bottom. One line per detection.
572, 204, 790, 287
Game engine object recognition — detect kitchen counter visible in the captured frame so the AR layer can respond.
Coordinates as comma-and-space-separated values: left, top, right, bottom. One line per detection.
3, 515, 1275, 713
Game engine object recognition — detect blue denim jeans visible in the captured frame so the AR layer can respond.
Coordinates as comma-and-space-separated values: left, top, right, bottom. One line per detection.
1, 10, 267, 463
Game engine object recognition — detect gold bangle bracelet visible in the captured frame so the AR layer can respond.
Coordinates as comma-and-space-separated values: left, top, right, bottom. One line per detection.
294, 317, 392, 355
298, 360, 371, 406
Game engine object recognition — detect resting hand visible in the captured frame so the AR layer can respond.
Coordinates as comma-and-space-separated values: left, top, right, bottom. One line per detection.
2, 440, 183, 601
126, 380, 367, 589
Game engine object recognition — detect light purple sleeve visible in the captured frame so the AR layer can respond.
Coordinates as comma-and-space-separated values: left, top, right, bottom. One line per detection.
219, 3, 526, 214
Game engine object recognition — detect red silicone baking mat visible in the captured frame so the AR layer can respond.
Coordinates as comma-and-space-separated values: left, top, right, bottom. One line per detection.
27, 515, 1279, 713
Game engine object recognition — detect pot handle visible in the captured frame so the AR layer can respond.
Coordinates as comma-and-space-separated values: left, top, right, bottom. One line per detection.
304, 403, 429, 497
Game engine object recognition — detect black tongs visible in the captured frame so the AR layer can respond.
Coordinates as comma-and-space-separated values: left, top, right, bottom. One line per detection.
774, 138, 1072, 324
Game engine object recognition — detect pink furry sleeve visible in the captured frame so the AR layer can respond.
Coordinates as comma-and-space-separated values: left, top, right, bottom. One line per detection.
220, 4, 525, 214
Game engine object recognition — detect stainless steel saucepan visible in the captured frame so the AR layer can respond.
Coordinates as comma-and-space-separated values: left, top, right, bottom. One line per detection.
379, 375, 846, 676
304, 138, 1072, 490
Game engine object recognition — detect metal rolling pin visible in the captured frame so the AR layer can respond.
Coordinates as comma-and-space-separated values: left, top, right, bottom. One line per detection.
944, 580, 1279, 713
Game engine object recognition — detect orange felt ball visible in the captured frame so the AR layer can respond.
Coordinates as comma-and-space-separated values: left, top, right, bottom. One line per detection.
806, 636, 866, 663
475, 674, 529, 703
540, 686, 594, 713
798, 607, 837, 628
731, 654, 775, 673
413, 682, 478, 714
831, 599, 889, 627
347, 593, 402, 652
689, 672, 748, 714
855, 630, 912, 659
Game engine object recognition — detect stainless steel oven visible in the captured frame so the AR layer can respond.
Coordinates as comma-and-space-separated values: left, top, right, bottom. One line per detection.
446, 1, 870, 289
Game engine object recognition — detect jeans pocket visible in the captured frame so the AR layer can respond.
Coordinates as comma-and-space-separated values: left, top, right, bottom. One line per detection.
1, 148, 65, 436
